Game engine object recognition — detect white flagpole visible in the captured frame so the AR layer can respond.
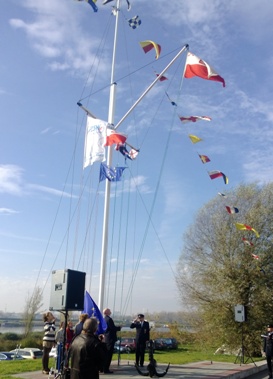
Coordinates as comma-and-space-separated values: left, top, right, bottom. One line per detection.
98, 0, 121, 311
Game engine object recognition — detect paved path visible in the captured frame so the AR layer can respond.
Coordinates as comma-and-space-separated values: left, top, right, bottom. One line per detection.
12, 359, 267, 379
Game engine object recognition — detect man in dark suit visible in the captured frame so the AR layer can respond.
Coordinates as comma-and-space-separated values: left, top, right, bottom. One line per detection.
263, 324, 273, 379
130, 314, 150, 367
103, 308, 121, 374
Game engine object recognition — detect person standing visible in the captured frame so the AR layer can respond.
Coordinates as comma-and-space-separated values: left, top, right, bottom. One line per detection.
55, 321, 65, 372
68, 317, 105, 379
103, 308, 121, 374
56, 321, 65, 344
263, 324, 273, 379
66, 321, 75, 351
130, 314, 150, 367
75, 313, 89, 337
42, 311, 56, 374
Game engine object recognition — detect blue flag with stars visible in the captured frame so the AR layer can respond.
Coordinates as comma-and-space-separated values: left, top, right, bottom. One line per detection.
99, 163, 126, 182
83, 291, 107, 335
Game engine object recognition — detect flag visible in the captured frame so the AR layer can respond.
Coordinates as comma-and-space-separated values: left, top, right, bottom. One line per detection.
128, 148, 139, 160
208, 170, 228, 184
179, 116, 211, 123
126, 0, 131, 10
83, 116, 107, 168
139, 40, 161, 59
116, 143, 139, 161
128, 15, 141, 29
242, 237, 254, 247
225, 206, 239, 214
156, 73, 168, 81
184, 52, 225, 87
235, 223, 260, 238
87, 0, 98, 11
99, 163, 126, 182
105, 129, 127, 146
189, 134, 202, 144
77, 0, 98, 12
83, 291, 107, 335
199, 154, 210, 164
165, 91, 177, 106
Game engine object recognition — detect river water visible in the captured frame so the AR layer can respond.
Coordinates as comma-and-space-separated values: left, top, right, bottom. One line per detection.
0, 326, 42, 334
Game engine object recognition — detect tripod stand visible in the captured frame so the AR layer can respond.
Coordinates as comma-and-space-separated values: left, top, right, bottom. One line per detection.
234, 323, 256, 366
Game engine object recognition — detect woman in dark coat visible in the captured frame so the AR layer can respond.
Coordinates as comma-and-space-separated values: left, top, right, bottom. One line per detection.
68, 317, 105, 379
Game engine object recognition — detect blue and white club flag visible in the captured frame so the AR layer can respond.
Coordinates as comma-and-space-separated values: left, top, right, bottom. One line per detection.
83, 291, 107, 335
83, 116, 107, 168
128, 15, 141, 29
99, 163, 126, 182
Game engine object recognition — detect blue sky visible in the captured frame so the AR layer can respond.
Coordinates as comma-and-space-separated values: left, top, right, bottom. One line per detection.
1, 0, 273, 317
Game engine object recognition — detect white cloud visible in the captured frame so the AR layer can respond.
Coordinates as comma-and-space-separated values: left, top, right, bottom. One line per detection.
0, 165, 24, 195
9, 0, 109, 77
0, 164, 76, 199
27, 183, 78, 199
0, 208, 19, 215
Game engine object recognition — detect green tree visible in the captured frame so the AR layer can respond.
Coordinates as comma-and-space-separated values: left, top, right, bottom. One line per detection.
176, 183, 273, 354
23, 286, 43, 337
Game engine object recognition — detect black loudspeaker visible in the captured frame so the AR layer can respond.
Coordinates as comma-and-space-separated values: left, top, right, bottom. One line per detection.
49, 269, 86, 311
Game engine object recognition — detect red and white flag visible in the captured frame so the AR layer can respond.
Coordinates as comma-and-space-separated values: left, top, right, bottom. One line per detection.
184, 52, 225, 87
179, 115, 211, 123
252, 253, 259, 260
242, 237, 254, 247
105, 129, 127, 146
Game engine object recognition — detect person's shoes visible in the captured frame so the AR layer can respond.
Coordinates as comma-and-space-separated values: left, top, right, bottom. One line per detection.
42, 371, 49, 375
140, 364, 144, 367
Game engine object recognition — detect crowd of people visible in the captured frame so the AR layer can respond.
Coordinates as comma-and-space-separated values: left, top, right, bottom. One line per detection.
42, 309, 150, 377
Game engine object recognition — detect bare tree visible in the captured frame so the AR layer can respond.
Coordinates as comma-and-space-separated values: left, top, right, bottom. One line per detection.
176, 183, 273, 353
23, 286, 43, 337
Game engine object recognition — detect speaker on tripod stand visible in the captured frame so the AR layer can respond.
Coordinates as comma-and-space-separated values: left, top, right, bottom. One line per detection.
49, 269, 86, 377
234, 304, 256, 366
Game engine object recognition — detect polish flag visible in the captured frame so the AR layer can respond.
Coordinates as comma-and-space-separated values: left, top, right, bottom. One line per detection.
184, 52, 225, 87
105, 130, 127, 146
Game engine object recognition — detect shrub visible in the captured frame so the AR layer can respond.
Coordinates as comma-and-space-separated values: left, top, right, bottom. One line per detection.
2, 333, 21, 341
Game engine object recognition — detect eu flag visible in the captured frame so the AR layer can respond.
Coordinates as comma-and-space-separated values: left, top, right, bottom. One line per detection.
99, 163, 126, 182
83, 291, 107, 335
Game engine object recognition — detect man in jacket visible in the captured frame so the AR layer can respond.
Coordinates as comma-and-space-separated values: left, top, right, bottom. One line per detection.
103, 308, 121, 374
130, 314, 150, 367
68, 317, 105, 379
264, 324, 273, 379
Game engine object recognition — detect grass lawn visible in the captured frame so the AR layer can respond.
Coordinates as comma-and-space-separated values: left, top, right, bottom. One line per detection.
0, 347, 265, 379
114, 345, 264, 365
